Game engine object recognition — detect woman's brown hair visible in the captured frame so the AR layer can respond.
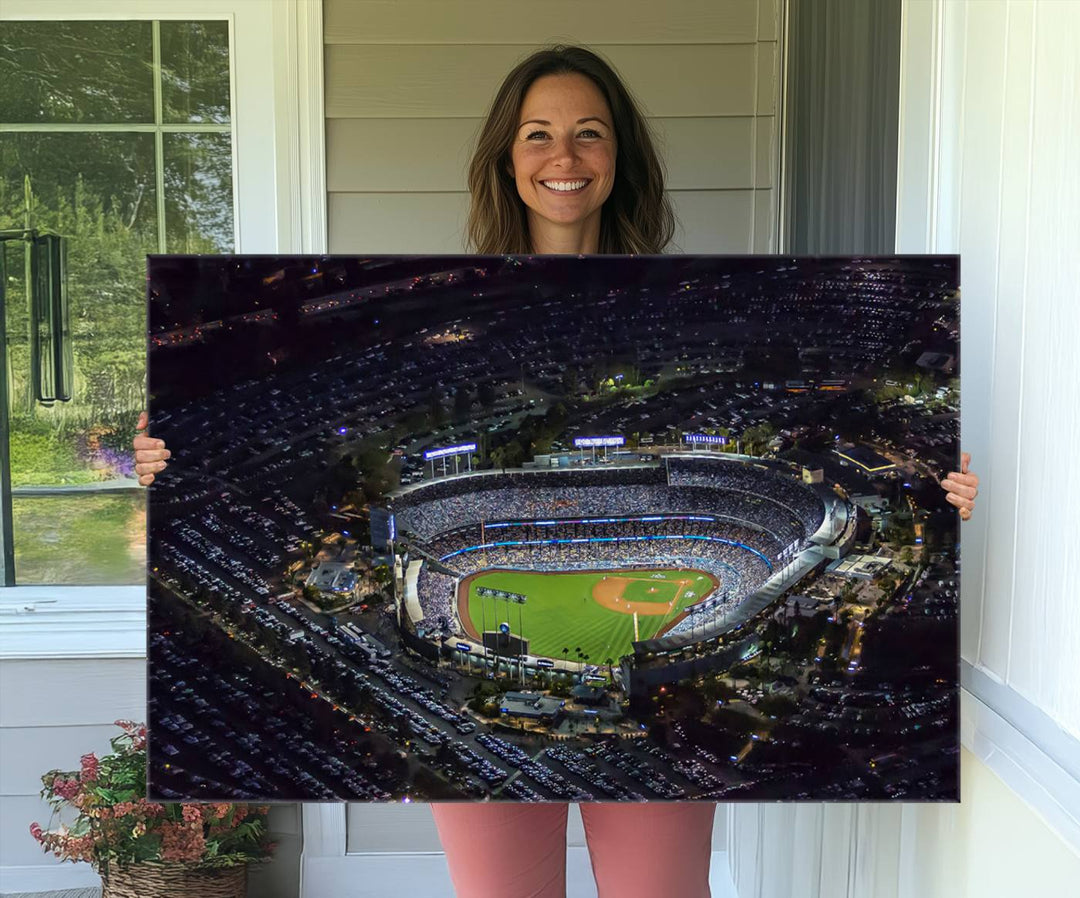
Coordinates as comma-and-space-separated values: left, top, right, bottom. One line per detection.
466, 45, 676, 255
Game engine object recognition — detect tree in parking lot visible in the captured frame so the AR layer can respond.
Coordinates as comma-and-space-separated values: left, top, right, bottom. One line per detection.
364, 590, 387, 607
502, 440, 525, 469
549, 675, 571, 698
221, 599, 243, 627
453, 384, 472, 419
316, 659, 344, 694
260, 626, 283, 658
427, 385, 447, 428
324, 454, 360, 506
290, 651, 312, 681
435, 740, 454, 766
561, 365, 579, 397
740, 422, 776, 456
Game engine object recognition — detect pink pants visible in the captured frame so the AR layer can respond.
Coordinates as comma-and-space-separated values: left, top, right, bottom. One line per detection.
431, 802, 716, 898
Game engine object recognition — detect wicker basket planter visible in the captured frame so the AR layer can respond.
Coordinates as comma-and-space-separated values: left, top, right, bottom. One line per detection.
100, 861, 247, 898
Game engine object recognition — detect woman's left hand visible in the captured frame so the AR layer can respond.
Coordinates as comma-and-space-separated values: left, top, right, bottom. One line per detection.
940, 451, 979, 521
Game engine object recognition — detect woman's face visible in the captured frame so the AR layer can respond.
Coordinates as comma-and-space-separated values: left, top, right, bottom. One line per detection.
509, 73, 617, 237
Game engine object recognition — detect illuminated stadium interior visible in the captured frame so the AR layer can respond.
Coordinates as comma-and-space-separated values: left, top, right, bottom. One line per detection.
391, 455, 839, 660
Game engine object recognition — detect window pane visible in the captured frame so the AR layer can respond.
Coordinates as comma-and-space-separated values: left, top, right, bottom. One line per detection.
2, 131, 154, 582
164, 132, 235, 253
12, 492, 146, 585
0, 22, 154, 124
1, 132, 155, 483
0, 19, 235, 587
160, 21, 232, 124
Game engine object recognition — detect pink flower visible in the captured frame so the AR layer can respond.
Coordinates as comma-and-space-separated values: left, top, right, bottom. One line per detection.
181, 805, 202, 824
29, 822, 43, 842
160, 821, 206, 863
80, 753, 99, 782
52, 778, 80, 801
137, 798, 166, 818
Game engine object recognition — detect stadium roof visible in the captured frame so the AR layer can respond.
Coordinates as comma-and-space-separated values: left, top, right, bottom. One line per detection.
571, 684, 607, 704
833, 446, 896, 474
306, 561, 357, 593
500, 691, 564, 718
916, 351, 955, 373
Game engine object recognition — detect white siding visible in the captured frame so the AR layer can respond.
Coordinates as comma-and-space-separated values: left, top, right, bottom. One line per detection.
0, 655, 300, 896
0, 659, 147, 884
895, 0, 1080, 738
324, 0, 782, 254
729, 747, 1080, 898
728, 1, 1080, 895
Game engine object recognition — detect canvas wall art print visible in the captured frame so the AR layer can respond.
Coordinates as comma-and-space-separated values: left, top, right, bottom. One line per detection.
147, 255, 960, 803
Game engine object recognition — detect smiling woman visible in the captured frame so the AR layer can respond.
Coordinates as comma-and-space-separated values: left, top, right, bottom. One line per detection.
508, 73, 617, 252
465, 45, 674, 256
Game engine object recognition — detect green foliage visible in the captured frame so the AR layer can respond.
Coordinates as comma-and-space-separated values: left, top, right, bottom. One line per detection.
756, 694, 798, 718
13, 491, 145, 585
30, 721, 274, 874
740, 422, 777, 456
2, 27, 234, 492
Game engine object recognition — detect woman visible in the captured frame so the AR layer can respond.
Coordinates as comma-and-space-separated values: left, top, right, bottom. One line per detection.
135, 46, 979, 898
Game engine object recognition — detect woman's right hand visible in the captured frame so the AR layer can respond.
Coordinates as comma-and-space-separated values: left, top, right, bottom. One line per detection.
134, 410, 171, 486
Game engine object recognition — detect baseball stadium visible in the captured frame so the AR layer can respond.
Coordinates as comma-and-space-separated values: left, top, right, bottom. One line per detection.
387, 454, 852, 686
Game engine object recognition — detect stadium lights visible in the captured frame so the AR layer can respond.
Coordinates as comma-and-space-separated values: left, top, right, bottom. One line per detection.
423, 442, 477, 460
573, 436, 625, 448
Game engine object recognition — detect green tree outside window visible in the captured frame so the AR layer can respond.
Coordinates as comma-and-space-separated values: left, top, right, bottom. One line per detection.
1, 20, 234, 584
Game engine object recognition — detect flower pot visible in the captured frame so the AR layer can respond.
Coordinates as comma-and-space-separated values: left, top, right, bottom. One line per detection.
100, 861, 247, 898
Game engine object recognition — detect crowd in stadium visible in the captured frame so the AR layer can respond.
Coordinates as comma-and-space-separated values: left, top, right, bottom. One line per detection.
667, 457, 826, 533
427, 517, 780, 564
414, 566, 456, 634
393, 460, 825, 549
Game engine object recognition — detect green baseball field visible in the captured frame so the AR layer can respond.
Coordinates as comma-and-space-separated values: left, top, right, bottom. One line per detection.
458, 568, 718, 665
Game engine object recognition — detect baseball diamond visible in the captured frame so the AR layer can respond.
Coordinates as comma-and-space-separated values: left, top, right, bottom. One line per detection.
457, 567, 718, 664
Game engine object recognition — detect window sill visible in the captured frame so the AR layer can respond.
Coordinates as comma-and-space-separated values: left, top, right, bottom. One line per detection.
961, 661, 1080, 852
0, 585, 146, 660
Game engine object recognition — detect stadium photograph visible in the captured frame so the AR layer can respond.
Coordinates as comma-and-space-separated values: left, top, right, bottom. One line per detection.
147, 254, 960, 804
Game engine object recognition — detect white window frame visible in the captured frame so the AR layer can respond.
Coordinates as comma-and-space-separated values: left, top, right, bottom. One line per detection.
0, 0, 326, 658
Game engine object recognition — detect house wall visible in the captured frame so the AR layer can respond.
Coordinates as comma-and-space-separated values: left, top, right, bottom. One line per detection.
323, 0, 782, 255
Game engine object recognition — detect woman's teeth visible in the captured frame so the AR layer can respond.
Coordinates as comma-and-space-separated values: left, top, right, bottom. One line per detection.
542, 180, 589, 192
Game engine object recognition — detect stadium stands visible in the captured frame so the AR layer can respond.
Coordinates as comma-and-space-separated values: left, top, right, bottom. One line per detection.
397, 457, 826, 639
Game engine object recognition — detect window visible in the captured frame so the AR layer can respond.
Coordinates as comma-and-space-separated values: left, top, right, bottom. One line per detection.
1, 18, 234, 584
